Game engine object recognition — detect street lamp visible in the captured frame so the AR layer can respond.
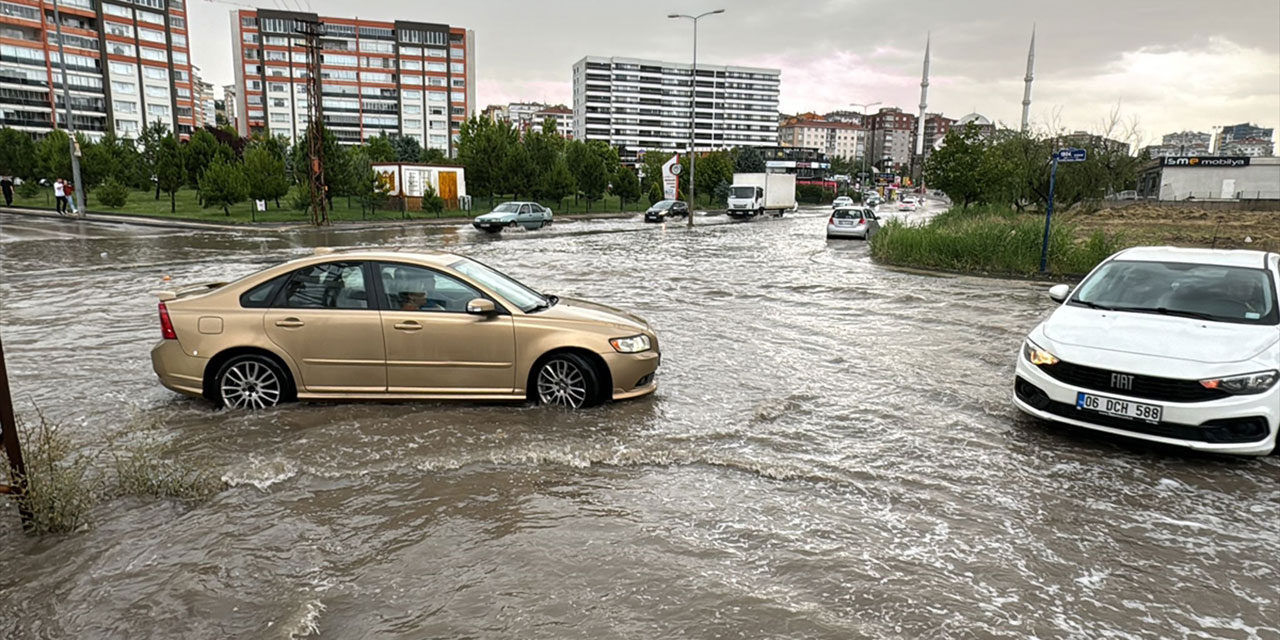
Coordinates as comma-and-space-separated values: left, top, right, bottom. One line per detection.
669, 9, 724, 228
51, 0, 86, 218
849, 101, 880, 191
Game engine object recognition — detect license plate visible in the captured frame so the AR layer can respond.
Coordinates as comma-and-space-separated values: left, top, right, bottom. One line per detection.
1076, 392, 1162, 423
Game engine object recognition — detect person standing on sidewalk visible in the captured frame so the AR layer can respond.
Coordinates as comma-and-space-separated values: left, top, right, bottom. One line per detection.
0, 175, 13, 207
65, 180, 78, 215
54, 178, 67, 215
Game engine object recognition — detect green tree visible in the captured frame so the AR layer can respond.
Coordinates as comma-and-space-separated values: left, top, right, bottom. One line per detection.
36, 130, 71, 183
137, 121, 169, 198
923, 124, 986, 208
421, 183, 445, 215
695, 151, 733, 205
198, 157, 248, 215
734, 146, 766, 173
421, 148, 447, 164
0, 127, 37, 179
522, 129, 558, 199
542, 156, 576, 210
613, 166, 640, 208
647, 181, 663, 205
390, 134, 422, 163
182, 129, 220, 189
577, 155, 608, 211
95, 177, 130, 208
154, 135, 186, 213
503, 142, 535, 200
76, 135, 111, 194
243, 145, 290, 209
366, 134, 397, 163
458, 116, 516, 206
344, 146, 389, 216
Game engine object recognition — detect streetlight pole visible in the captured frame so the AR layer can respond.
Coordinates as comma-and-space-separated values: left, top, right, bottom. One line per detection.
669, 9, 724, 229
51, 0, 86, 218
849, 101, 880, 192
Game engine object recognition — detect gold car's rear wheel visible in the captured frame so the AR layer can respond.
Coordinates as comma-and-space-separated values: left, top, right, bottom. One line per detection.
536, 353, 603, 409
216, 355, 285, 410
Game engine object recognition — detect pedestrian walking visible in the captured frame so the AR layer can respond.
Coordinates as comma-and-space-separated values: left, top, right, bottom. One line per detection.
65, 181, 78, 216
0, 175, 13, 207
54, 178, 67, 215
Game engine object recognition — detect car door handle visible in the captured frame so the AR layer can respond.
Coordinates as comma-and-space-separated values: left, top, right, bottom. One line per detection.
394, 321, 423, 331
275, 318, 305, 328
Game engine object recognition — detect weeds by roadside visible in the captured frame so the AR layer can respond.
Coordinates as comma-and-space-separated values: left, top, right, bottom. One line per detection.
2, 408, 226, 535
870, 205, 1124, 278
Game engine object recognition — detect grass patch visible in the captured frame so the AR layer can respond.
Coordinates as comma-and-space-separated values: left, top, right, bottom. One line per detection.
3, 408, 226, 535
870, 205, 1125, 278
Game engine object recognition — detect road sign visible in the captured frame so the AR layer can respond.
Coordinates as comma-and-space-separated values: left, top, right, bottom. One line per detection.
1053, 148, 1087, 163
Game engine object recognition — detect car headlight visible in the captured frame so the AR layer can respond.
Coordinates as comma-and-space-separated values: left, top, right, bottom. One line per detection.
1200, 370, 1279, 395
1023, 340, 1059, 366
610, 335, 651, 353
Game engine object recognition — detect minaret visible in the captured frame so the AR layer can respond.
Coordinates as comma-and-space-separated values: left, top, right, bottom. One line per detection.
914, 33, 930, 161
1021, 26, 1035, 132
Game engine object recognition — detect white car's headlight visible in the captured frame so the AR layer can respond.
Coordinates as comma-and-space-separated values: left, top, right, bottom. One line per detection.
1200, 370, 1279, 395
1023, 340, 1059, 366
610, 335, 651, 353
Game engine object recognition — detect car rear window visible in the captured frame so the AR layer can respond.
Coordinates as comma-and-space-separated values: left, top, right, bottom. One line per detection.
833, 209, 864, 220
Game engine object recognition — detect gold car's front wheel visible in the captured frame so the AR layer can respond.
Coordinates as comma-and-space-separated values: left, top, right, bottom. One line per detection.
535, 353, 603, 409
216, 355, 286, 410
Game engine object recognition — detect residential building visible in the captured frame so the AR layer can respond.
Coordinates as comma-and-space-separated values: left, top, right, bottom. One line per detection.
0, 0, 197, 140
506, 102, 542, 127
1215, 122, 1274, 154
822, 110, 866, 126
528, 104, 572, 138
230, 9, 475, 154
865, 107, 916, 170
221, 83, 237, 129
1219, 137, 1274, 158
572, 56, 780, 163
918, 112, 955, 162
759, 146, 830, 182
1143, 130, 1213, 158
1060, 130, 1131, 155
778, 115, 864, 161
480, 104, 507, 122
192, 66, 216, 129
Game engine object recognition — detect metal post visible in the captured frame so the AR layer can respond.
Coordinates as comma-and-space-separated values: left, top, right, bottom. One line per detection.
669, 10, 723, 228
1039, 156, 1058, 273
51, 0, 85, 218
0, 331, 32, 528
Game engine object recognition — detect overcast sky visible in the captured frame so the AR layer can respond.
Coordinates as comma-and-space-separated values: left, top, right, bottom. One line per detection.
190, 0, 1280, 147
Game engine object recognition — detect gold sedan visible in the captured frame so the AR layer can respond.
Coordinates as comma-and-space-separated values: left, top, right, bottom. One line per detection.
151, 249, 660, 410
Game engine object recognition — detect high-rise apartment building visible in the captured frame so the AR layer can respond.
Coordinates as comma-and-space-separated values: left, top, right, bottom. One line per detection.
1142, 130, 1212, 158
1215, 122, 1274, 154
230, 9, 475, 154
865, 107, 916, 170
1, 0, 196, 140
192, 65, 215, 129
572, 56, 779, 163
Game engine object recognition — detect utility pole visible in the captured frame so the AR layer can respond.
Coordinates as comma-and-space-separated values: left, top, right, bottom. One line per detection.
0, 331, 32, 528
51, 0, 85, 218
850, 101, 881, 191
669, 9, 725, 228
297, 18, 329, 226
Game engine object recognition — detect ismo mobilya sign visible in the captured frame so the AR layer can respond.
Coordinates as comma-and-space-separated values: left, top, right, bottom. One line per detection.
1162, 156, 1251, 168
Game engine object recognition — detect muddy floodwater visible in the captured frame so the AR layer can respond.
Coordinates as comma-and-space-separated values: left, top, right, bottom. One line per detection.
1, 207, 1277, 639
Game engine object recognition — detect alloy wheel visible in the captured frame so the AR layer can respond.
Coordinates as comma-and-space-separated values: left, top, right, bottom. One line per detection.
220, 360, 283, 410
537, 359, 588, 408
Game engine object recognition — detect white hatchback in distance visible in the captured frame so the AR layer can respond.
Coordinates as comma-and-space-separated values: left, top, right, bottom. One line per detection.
1014, 247, 1280, 456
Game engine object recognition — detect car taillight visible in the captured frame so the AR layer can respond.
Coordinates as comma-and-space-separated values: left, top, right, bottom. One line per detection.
828, 215, 835, 224
158, 302, 176, 340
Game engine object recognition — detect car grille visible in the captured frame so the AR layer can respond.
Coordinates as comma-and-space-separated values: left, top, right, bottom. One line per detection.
1016, 377, 1270, 444
1037, 360, 1229, 403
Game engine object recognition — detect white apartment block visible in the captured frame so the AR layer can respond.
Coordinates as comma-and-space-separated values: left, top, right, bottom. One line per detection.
528, 105, 572, 137
780, 118, 864, 160
572, 56, 779, 162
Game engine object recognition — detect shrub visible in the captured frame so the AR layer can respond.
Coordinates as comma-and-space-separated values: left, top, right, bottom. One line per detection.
96, 177, 130, 208
796, 184, 832, 204
647, 181, 662, 205
421, 183, 445, 215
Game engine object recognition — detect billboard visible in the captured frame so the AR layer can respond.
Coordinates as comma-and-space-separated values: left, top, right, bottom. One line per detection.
1162, 156, 1250, 168
663, 155, 681, 200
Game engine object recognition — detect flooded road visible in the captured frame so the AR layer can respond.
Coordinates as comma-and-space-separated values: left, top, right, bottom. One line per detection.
1, 207, 1277, 639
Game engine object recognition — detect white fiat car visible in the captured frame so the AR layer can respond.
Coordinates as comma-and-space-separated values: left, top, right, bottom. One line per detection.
1014, 247, 1279, 456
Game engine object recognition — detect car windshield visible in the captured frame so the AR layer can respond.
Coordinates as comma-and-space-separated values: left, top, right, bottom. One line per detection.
491, 203, 521, 213
730, 186, 755, 199
450, 257, 547, 312
651, 200, 676, 208
1071, 259, 1278, 325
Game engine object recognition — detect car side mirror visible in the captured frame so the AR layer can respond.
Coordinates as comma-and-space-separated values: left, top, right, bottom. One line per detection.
1048, 284, 1071, 303
466, 298, 496, 315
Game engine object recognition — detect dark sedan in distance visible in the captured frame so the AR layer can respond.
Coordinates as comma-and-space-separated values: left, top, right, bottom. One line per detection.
644, 200, 690, 223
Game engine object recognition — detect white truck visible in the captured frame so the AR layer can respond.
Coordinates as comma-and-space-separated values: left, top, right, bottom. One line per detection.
726, 173, 797, 219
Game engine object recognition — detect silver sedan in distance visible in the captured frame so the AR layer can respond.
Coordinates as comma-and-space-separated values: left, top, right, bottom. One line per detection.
826, 207, 881, 240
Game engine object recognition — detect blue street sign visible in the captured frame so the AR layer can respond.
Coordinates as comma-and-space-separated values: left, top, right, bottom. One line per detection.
1053, 148, 1087, 163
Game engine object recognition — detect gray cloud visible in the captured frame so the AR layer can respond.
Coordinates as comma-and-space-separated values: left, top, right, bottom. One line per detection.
189, 0, 1279, 143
